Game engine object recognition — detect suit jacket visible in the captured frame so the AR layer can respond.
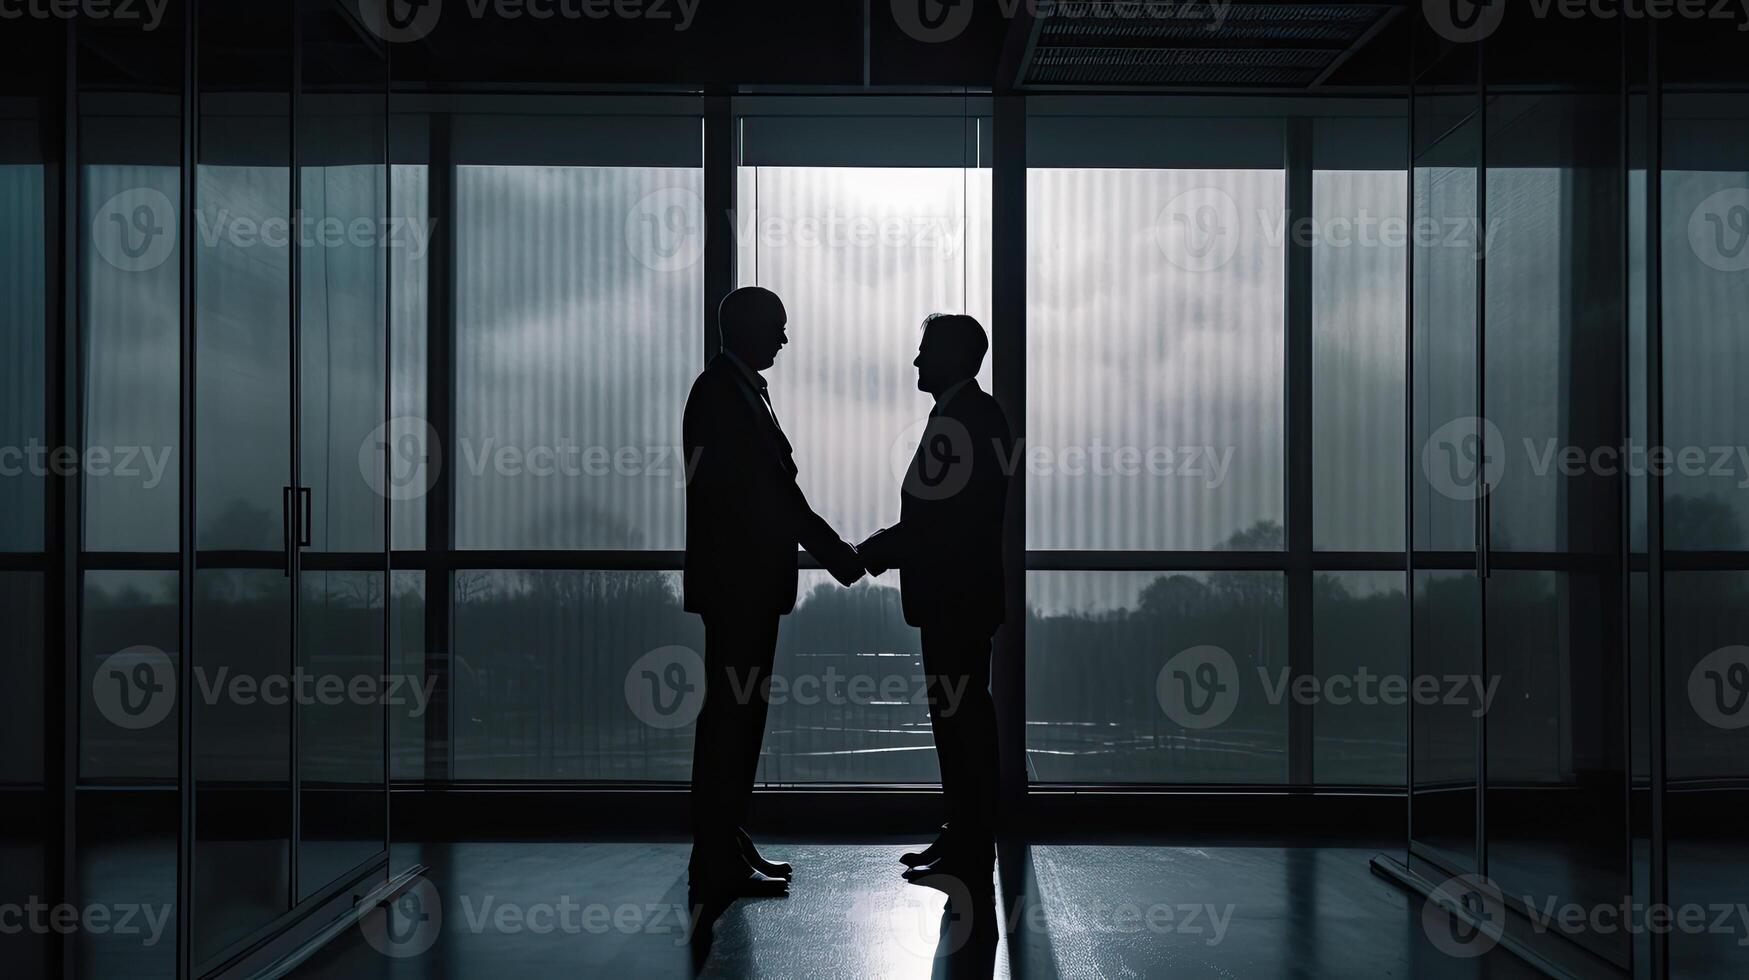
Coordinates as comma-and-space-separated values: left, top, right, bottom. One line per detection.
864, 379, 1013, 634
682, 355, 855, 618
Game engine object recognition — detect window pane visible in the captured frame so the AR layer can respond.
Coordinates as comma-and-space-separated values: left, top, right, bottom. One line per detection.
1410, 159, 1479, 554
0, 573, 44, 784
391, 570, 426, 782
83, 163, 182, 552
454, 163, 701, 550
0, 165, 44, 552
754, 573, 938, 785
736, 166, 993, 545
300, 163, 386, 553
451, 569, 940, 783
1312, 570, 1407, 785
1410, 568, 1478, 873
390, 164, 428, 551
196, 163, 292, 552
298, 570, 386, 900
1663, 167, 1749, 551
81, 570, 179, 781
192, 567, 293, 964
452, 569, 703, 780
1313, 170, 1405, 551
1027, 168, 1285, 551
1027, 570, 1288, 783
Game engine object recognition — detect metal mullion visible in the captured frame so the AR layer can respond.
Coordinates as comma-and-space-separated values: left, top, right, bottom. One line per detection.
1285, 115, 1314, 787
288, 0, 302, 912
1644, 20, 1668, 979
51, 19, 77, 980
423, 112, 454, 786
176, 3, 198, 975
992, 94, 1027, 821
1405, 28, 1418, 859
379, 37, 393, 875
1474, 36, 1488, 882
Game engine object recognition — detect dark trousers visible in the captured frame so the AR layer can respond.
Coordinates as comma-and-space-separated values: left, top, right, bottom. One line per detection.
920, 625, 998, 844
689, 610, 780, 859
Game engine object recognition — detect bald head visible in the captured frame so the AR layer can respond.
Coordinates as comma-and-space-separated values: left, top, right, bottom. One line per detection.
718, 286, 789, 370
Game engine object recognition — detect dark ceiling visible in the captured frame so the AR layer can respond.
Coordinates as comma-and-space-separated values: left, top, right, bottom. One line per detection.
382, 0, 1414, 91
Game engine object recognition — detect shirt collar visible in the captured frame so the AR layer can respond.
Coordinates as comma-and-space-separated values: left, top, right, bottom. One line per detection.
721, 350, 767, 391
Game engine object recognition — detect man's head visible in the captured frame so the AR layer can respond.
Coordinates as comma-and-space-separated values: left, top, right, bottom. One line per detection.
913, 313, 988, 395
718, 286, 788, 370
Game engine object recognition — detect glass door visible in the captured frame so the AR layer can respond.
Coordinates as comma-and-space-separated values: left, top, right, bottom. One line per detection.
1408, 61, 1485, 879
191, 0, 296, 967
293, 0, 390, 904
1480, 75, 1629, 968
190, 0, 390, 968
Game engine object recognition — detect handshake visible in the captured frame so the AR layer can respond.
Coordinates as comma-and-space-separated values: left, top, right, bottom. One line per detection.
824, 527, 900, 587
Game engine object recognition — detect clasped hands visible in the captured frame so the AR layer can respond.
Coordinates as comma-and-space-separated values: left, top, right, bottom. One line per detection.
823, 527, 898, 587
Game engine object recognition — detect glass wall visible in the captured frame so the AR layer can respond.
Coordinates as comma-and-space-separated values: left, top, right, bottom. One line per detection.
1024, 104, 1408, 786
63, 2, 394, 975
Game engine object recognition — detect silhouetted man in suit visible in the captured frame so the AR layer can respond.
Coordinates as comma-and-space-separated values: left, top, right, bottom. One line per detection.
683, 285, 865, 899
857, 313, 1013, 882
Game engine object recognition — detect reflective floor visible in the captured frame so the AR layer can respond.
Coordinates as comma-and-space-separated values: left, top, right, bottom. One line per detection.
291, 839, 1543, 979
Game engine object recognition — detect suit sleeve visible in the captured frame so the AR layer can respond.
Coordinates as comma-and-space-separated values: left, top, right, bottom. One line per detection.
867, 397, 1012, 568
785, 478, 856, 568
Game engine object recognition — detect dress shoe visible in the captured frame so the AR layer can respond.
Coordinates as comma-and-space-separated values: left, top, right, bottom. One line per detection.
901, 841, 995, 886
737, 827, 792, 880
689, 854, 790, 900
899, 823, 951, 868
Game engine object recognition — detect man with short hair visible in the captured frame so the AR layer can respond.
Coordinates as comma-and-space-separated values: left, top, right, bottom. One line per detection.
682, 286, 866, 899
858, 313, 1013, 883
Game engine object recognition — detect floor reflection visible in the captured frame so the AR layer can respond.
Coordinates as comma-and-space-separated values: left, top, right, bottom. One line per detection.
290, 838, 1548, 980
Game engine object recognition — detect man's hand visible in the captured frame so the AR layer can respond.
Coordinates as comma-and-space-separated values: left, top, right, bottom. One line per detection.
826, 550, 865, 587
857, 529, 893, 576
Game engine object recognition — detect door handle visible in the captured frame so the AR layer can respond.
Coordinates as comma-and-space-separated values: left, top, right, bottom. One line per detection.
298, 486, 313, 548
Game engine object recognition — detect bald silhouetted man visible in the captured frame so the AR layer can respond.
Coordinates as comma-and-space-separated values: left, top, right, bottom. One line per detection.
683, 286, 864, 899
